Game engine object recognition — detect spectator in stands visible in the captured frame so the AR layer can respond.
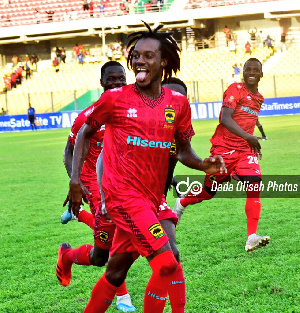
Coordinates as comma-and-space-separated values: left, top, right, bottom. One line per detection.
107, 45, 113, 61
232, 63, 241, 82
280, 32, 287, 51
3, 0, 9, 7
10, 72, 17, 88
83, 0, 89, 11
245, 41, 252, 54
73, 43, 83, 62
11, 55, 19, 67
46, 10, 55, 22
264, 35, 274, 50
229, 39, 236, 53
3, 74, 11, 91
128, 1, 135, 14
1, 108, 6, 115
52, 57, 59, 72
116, 4, 123, 16
61, 47, 66, 63
55, 47, 62, 63
248, 27, 257, 46
145, 1, 151, 11
98, 1, 106, 16
15, 66, 23, 85
30, 53, 39, 70
122, 0, 129, 14
223, 25, 231, 47
25, 61, 31, 79
89, 2, 94, 17
70, 9, 78, 20
256, 30, 263, 47
35, 10, 41, 24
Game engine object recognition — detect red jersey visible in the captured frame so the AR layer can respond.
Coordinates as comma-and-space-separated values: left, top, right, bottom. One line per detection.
68, 104, 105, 179
86, 84, 194, 209
210, 83, 264, 151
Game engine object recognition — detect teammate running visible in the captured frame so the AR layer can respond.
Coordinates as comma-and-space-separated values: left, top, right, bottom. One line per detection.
57, 61, 136, 312
67, 22, 226, 312
173, 57, 270, 253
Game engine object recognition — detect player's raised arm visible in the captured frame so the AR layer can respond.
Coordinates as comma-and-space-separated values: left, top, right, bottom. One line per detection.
221, 106, 261, 157
68, 124, 96, 216
176, 139, 226, 174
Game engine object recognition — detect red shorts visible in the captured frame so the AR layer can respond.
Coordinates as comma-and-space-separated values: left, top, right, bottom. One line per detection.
107, 197, 169, 258
204, 146, 262, 187
93, 210, 116, 250
157, 195, 178, 226
81, 176, 116, 250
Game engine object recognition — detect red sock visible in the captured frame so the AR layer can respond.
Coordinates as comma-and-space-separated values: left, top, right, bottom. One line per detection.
168, 262, 186, 313
84, 273, 117, 313
245, 183, 261, 237
180, 188, 212, 207
78, 209, 94, 230
65, 244, 92, 265
116, 281, 128, 296
144, 251, 178, 313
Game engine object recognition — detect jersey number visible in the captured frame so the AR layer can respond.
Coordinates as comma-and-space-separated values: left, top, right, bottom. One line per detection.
247, 156, 258, 164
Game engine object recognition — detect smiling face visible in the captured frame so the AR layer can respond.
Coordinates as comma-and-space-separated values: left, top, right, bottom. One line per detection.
243, 60, 263, 91
101, 65, 126, 91
131, 37, 167, 90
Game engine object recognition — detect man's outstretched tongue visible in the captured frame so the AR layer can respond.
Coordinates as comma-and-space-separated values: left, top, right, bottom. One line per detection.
136, 71, 147, 83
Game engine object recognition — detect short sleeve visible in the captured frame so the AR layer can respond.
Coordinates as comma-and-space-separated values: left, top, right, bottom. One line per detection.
86, 91, 114, 130
223, 83, 240, 110
175, 97, 195, 142
68, 105, 94, 145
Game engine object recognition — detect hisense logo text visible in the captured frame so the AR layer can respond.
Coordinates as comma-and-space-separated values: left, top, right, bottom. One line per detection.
127, 136, 172, 149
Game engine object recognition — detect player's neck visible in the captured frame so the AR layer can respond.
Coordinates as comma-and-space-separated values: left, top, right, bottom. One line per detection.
135, 81, 162, 100
244, 82, 258, 94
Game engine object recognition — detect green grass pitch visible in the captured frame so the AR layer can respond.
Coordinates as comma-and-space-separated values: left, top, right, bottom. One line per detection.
0, 115, 299, 312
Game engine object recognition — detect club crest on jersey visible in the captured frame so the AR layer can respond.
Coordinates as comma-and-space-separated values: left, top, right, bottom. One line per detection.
165, 108, 175, 124
99, 231, 109, 242
149, 223, 165, 239
127, 108, 137, 117
209, 174, 216, 183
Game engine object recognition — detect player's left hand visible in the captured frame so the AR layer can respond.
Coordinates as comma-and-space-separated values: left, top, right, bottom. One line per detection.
201, 156, 227, 174
64, 180, 91, 217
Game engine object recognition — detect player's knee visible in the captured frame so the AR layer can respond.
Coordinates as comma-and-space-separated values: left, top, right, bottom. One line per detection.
105, 268, 127, 287
155, 252, 178, 277
89, 248, 109, 267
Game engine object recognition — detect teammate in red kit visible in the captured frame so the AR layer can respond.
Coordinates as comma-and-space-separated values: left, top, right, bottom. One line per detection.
173, 58, 271, 253
57, 61, 136, 312
67, 22, 226, 313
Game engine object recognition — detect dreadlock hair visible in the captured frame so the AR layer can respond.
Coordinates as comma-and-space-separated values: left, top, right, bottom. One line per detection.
127, 21, 181, 84
101, 61, 124, 79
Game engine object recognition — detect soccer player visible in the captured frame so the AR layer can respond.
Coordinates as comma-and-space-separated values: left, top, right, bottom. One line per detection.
57, 61, 136, 312
173, 57, 271, 253
67, 22, 226, 313
162, 77, 188, 197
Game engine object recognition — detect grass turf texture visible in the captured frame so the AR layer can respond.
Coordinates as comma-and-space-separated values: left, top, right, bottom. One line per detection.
0, 115, 299, 313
